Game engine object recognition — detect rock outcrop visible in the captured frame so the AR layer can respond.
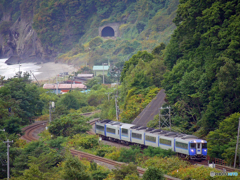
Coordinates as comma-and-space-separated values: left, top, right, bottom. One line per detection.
0, 15, 49, 64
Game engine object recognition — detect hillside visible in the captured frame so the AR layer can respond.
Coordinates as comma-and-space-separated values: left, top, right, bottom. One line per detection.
0, 0, 179, 65
162, 0, 240, 135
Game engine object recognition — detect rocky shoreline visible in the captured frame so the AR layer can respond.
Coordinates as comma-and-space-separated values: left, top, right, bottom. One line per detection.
5, 55, 48, 65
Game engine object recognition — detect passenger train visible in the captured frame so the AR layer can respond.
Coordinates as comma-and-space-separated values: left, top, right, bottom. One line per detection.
95, 120, 207, 160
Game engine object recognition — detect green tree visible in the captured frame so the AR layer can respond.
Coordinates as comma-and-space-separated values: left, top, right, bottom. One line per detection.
0, 78, 43, 125
207, 113, 240, 164
142, 166, 164, 180
112, 162, 139, 180
48, 113, 91, 137
62, 156, 93, 180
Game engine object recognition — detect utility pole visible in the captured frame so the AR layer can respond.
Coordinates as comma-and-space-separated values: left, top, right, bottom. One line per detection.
3, 139, 13, 180
159, 106, 171, 131
115, 95, 119, 121
56, 75, 59, 95
49, 102, 55, 123
102, 63, 107, 84
234, 117, 240, 168
103, 64, 105, 84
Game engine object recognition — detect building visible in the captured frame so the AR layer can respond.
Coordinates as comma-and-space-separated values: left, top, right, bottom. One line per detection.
43, 84, 87, 94
93, 66, 109, 76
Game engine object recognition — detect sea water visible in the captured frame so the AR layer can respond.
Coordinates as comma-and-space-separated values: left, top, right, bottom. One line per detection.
0, 58, 41, 79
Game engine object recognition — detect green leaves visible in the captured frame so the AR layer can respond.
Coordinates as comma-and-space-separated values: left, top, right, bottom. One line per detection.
207, 113, 240, 164
48, 113, 91, 137
163, 0, 240, 136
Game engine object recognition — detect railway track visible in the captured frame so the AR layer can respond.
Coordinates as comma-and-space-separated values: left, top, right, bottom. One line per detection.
21, 119, 180, 179
21, 121, 47, 142
189, 159, 240, 172
70, 149, 180, 179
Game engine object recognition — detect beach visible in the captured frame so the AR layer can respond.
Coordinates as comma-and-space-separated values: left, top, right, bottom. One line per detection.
34, 62, 78, 81
0, 59, 78, 81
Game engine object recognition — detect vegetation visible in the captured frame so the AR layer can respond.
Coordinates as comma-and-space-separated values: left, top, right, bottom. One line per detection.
162, 0, 240, 137
0, 0, 178, 66
1, 0, 240, 178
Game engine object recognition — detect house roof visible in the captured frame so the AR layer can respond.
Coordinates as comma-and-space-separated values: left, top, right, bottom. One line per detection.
93, 66, 109, 71
43, 84, 86, 90
77, 74, 94, 78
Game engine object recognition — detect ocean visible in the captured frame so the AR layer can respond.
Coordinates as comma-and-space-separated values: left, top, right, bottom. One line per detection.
0, 58, 41, 79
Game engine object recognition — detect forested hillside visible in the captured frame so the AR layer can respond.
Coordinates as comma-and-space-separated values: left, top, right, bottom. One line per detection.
0, 0, 178, 65
161, 0, 240, 162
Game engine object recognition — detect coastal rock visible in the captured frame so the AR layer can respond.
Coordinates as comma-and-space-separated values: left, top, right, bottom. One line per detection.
0, 15, 52, 64
5, 55, 21, 65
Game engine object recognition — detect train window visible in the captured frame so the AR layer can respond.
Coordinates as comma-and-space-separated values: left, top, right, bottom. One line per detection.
132, 132, 142, 139
96, 125, 104, 131
197, 143, 200, 148
159, 138, 171, 146
202, 143, 207, 148
107, 127, 115, 134
122, 128, 128, 136
190, 143, 196, 148
146, 135, 156, 142
176, 142, 188, 149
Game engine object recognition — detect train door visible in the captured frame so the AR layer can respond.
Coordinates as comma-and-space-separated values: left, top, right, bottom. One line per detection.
196, 143, 202, 154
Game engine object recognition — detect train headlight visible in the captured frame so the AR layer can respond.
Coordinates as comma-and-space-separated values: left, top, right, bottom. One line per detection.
204, 150, 207, 152
191, 149, 194, 152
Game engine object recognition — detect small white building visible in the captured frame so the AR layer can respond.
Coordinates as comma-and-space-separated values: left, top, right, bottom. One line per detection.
93, 66, 109, 76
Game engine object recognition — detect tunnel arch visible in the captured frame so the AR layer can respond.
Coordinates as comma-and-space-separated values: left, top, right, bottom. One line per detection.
101, 26, 115, 37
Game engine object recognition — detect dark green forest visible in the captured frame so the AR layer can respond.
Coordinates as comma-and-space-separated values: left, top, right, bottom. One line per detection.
161, 0, 240, 161
0, 0, 178, 65
1, 0, 240, 176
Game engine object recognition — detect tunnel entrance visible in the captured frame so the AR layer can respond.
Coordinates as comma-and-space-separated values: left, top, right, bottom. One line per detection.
101, 26, 115, 37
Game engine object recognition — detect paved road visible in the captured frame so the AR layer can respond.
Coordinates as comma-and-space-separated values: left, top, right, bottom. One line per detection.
132, 89, 166, 126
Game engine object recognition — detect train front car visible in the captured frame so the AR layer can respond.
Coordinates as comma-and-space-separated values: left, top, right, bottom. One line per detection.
189, 139, 207, 160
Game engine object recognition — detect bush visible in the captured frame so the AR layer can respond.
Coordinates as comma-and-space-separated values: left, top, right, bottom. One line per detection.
68, 134, 99, 149
112, 162, 139, 180
118, 146, 141, 163
48, 113, 91, 137
143, 146, 176, 158
143, 166, 164, 180
89, 37, 103, 49
169, 165, 239, 180
142, 156, 190, 173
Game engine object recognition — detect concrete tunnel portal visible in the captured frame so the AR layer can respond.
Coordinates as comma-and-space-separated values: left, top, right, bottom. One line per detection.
101, 26, 115, 37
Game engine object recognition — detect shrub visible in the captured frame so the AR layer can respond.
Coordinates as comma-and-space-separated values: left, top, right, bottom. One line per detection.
143, 146, 176, 158
112, 162, 139, 180
142, 156, 190, 173
68, 134, 99, 149
118, 146, 141, 163
142, 166, 164, 180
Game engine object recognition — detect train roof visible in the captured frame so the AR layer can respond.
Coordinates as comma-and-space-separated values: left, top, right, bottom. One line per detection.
96, 120, 206, 141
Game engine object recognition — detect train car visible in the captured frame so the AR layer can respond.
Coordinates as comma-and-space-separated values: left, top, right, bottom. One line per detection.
105, 121, 122, 140
130, 126, 147, 146
95, 120, 207, 160
95, 119, 112, 137
144, 128, 159, 148
158, 130, 176, 151
174, 135, 207, 160
120, 123, 135, 144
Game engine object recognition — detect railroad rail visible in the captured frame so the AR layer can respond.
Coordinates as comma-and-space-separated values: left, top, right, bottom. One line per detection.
21, 121, 47, 142
70, 149, 180, 180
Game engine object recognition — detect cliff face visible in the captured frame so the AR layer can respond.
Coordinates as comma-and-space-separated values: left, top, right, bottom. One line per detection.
0, 16, 48, 64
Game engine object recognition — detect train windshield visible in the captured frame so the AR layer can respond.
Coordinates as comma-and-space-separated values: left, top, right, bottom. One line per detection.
202, 143, 207, 148
190, 143, 196, 148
